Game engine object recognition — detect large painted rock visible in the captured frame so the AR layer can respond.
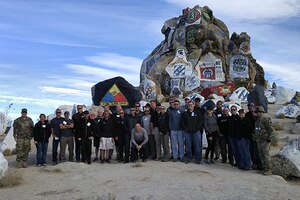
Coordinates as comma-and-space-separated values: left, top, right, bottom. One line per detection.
272, 137, 300, 178
0, 127, 16, 153
0, 112, 7, 136
140, 5, 266, 99
276, 104, 300, 118
274, 86, 295, 105
92, 77, 142, 108
229, 87, 249, 103
292, 123, 300, 134
0, 152, 8, 178
265, 89, 276, 104
247, 84, 268, 113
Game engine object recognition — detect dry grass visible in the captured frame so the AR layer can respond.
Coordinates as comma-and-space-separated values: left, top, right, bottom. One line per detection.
273, 122, 284, 131
2, 149, 12, 156
0, 168, 22, 188
276, 113, 286, 119
131, 163, 143, 168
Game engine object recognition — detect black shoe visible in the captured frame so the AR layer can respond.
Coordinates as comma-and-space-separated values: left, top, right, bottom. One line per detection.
93, 157, 98, 162
185, 159, 191, 164
214, 156, 219, 161
210, 159, 215, 164
221, 160, 227, 164
105, 159, 111, 163
52, 162, 57, 166
123, 160, 129, 164
179, 159, 185, 162
172, 158, 178, 162
142, 159, 147, 162
87, 161, 91, 165
195, 160, 201, 164
100, 159, 105, 163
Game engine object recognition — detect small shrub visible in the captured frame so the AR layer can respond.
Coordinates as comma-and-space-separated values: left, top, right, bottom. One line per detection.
273, 122, 284, 131
296, 115, 300, 123
276, 113, 286, 119
2, 149, 12, 156
0, 169, 22, 188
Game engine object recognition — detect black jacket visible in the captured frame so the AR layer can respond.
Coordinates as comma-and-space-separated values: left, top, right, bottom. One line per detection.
181, 109, 203, 133
158, 112, 169, 135
115, 116, 127, 138
72, 112, 84, 138
229, 114, 240, 138
217, 115, 230, 136
34, 120, 51, 143
78, 117, 96, 139
99, 117, 115, 138
237, 117, 252, 139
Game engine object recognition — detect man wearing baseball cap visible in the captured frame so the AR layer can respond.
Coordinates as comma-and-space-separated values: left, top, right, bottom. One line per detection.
252, 106, 274, 175
13, 108, 34, 168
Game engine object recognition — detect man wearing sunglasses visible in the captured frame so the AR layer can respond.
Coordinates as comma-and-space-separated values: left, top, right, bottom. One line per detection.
50, 108, 65, 165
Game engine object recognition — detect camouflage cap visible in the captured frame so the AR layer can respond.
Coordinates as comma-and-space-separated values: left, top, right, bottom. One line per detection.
255, 106, 265, 113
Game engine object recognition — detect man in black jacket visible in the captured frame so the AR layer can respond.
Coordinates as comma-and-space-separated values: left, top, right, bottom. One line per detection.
158, 106, 170, 162
181, 100, 203, 164
228, 105, 242, 168
34, 114, 51, 166
115, 109, 127, 162
99, 110, 115, 163
72, 105, 84, 162
217, 108, 233, 164
78, 110, 96, 164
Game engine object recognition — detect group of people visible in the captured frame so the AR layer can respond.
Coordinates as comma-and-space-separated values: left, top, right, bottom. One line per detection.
12, 97, 274, 175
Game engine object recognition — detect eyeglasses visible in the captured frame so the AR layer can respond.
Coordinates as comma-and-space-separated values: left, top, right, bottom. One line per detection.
64, 113, 70, 115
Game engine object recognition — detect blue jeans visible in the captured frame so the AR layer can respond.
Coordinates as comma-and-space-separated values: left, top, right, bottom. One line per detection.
184, 131, 202, 161
52, 138, 60, 163
170, 131, 184, 160
36, 142, 48, 165
229, 136, 242, 167
239, 138, 252, 169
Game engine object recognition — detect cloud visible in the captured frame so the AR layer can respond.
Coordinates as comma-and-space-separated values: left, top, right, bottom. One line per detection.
165, 0, 300, 21
86, 53, 143, 72
0, 95, 81, 107
39, 86, 90, 97
258, 60, 300, 90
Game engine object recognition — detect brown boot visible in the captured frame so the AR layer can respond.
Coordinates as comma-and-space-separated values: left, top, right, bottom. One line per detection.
263, 170, 272, 176
17, 162, 23, 168
22, 162, 28, 168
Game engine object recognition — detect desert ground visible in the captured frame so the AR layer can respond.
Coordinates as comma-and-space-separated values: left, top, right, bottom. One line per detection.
1, 104, 300, 200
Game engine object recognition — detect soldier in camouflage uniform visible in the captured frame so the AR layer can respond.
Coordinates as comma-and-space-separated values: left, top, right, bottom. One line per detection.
13, 108, 34, 168
252, 106, 274, 175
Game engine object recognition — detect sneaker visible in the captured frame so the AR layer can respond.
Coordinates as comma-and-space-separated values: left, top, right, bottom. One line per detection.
172, 158, 178, 162
93, 157, 99, 162
37, 164, 42, 167
42, 164, 47, 166
204, 159, 210, 164
210, 159, 215, 164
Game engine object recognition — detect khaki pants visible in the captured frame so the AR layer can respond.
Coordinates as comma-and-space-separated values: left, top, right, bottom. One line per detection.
60, 136, 74, 162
